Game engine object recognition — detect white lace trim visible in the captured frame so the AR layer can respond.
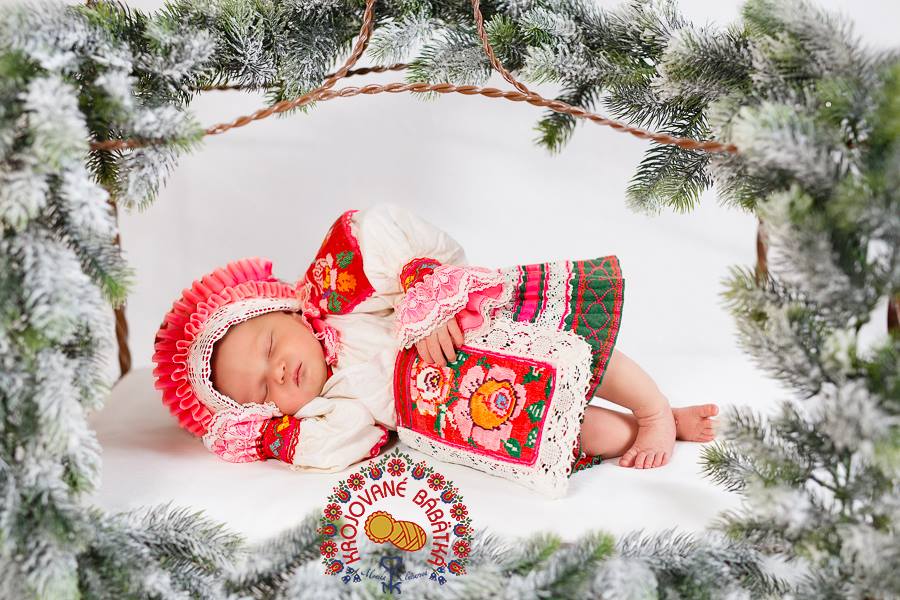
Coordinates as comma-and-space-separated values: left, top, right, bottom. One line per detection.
201, 401, 282, 459
188, 297, 302, 414
395, 267, 510, 350
396, 316, 593, 499
495, 261, 574, 328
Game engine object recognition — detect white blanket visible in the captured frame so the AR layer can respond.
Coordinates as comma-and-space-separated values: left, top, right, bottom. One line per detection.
86, 357, 786, 545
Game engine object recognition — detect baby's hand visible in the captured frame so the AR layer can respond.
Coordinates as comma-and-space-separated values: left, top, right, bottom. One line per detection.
415, 316, 464, 367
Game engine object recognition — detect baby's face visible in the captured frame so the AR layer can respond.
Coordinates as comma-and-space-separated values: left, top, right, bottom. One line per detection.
211, 310, 327, 415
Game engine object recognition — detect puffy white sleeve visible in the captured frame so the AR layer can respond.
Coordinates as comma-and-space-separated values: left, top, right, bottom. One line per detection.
352, 203, 468, 305
352, 203, 511, 349
290, 397, 390, 473
201, 398, 389, 472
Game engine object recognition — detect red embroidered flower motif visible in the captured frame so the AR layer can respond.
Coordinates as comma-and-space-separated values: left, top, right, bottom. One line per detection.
452, 539, 470, 558
311, 254, 332, 289
310, 251, 359, 313
410, 362, 455, 419
387, 458, 406, 476
440, 487, 458, 503
311, 254, 336, 311
327, 560, 344, 574
450, 503, 468, 521
427, 472, 446, 491
411, 461, 428, 479
448, 560, 466, 575
320, 540, 338, 558
324, 503, 342, 521
346, 472, 366, 491
450, 365, 527, 451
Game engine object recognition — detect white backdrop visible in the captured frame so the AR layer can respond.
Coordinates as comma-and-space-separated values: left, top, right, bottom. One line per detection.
17, 0, 895, 541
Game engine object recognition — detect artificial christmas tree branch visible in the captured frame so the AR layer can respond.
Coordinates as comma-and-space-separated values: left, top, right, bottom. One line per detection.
1, 0, 897, 597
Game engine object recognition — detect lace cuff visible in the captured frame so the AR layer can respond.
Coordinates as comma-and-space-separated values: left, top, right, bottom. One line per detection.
202, 402, 285, 463
201, 399, 385, 468
395, 262, 511, 349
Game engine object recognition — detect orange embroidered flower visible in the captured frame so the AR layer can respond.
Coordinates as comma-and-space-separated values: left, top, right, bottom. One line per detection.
336, 271, 357, 292
450, 365, 526, 452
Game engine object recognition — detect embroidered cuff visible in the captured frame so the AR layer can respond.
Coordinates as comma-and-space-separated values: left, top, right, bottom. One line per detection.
399, 257, 443, 293
257, 415, 302, 463
395, 263, 512, 349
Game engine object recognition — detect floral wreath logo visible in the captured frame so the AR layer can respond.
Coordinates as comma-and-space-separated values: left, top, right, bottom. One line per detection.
318, 448, 474, 593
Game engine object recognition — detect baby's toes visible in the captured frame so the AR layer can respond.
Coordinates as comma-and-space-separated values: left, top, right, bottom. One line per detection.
700, 404, 719, 417
619, 447, 639, 467
636, 451, 653, 469
651, 452, 665, 468
631, 450, 647, 468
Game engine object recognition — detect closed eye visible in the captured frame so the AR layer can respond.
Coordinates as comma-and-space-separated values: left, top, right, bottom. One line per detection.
262, 331, 273, 402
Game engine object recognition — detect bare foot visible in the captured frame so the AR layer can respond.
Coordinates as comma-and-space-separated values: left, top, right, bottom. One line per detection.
618, 406, 676, 469
672, 404, 718, 442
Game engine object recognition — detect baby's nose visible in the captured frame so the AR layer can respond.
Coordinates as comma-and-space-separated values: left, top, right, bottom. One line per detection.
269, 360, 286, 384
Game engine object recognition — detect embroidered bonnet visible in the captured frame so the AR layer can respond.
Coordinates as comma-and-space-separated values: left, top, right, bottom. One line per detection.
152, 257, 308, 437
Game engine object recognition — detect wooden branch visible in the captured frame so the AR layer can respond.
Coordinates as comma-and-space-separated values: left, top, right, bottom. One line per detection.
755, 216, 768, 285
889, 294, 900, 334
108, 198, 132, 378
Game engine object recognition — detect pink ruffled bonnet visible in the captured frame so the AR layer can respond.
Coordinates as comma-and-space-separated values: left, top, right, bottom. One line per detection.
152, 257, 336, 437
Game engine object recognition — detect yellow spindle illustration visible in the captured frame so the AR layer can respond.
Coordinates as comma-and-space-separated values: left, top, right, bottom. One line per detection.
364, 511, 427, 552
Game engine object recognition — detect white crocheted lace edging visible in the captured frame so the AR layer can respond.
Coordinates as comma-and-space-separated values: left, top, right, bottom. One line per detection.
201, 401, 282, 455
396, 316, 594, 499
396, 268, 511, 350
188, 297, 302, 414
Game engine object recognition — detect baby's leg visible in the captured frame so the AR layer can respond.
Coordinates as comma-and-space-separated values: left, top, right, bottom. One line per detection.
580, 405, 720, 459
579, 405, 637, 458
592, 348, 675, 469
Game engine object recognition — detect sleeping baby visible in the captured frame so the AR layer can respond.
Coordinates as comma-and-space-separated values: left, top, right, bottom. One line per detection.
153, 203, 718, 483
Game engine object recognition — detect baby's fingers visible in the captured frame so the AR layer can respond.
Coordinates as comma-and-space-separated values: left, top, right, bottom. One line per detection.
437, 326, 457, 364
426, 333, 445, 366
415, 340, 433, 364
448, 317, 464, 347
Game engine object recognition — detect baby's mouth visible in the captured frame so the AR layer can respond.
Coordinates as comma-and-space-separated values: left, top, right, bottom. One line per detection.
293, 362, 302, 387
